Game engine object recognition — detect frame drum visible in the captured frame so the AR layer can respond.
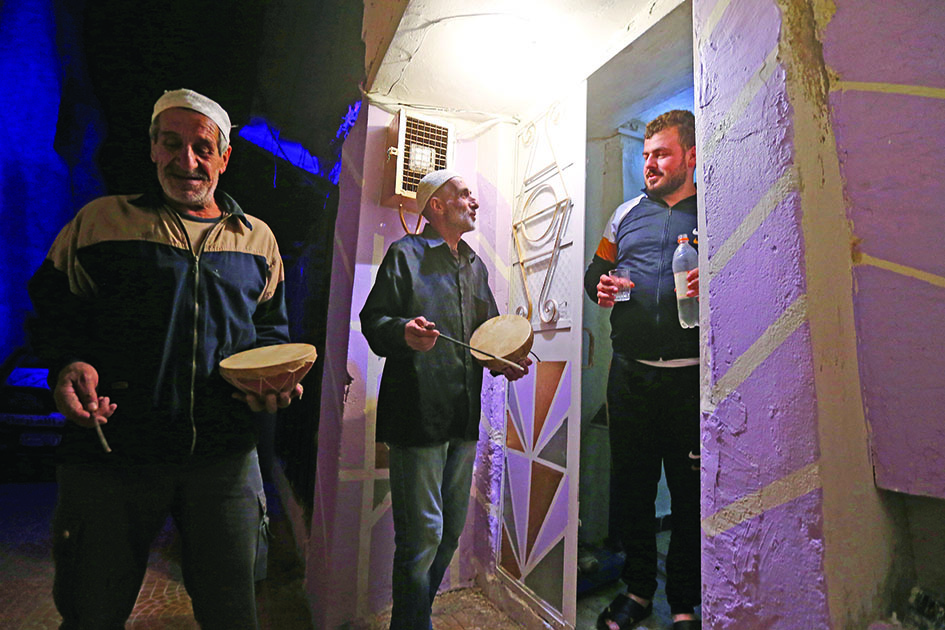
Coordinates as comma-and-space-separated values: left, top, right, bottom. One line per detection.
219, 343, 317, 396
468, 315, 533, 371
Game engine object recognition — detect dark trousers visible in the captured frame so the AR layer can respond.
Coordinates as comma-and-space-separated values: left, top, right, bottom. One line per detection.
607, 354, 701, 615
52, 449, 268, 630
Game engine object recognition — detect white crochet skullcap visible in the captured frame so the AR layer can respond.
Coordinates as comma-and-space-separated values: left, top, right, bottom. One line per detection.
151, 89, 231, 144
416, 169, 462, 214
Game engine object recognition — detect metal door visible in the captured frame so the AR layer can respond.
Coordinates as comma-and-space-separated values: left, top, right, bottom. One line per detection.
497, 85, 586, 627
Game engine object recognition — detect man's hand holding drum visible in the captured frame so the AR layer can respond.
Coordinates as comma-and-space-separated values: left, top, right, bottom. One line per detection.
235, 384, 304, 414
499, 356, 532, 382
219, 343, 314, 414
406, 315, 531, 382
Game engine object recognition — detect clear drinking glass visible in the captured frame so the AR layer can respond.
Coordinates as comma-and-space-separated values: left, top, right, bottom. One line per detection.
609, 268, 632, 302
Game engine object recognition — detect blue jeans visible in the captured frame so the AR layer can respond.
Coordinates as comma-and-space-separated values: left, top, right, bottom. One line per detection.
53, 449, 268, 630
387, 439, 477, 630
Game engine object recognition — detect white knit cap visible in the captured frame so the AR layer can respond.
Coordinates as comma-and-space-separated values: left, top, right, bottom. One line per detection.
151, 89, 231, 144
416, 169, 462, 214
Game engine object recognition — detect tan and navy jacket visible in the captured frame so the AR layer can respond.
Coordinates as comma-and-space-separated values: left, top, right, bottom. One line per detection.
27, 189, 289, 464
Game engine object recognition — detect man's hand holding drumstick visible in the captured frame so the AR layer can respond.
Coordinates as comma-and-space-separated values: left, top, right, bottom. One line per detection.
405, 316, 440, 352
405, 316, 532, 381
54, 362, 117, 427
54, 361, 116, 452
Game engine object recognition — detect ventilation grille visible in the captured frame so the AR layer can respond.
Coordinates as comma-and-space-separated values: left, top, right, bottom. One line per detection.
400, 116, 451, 194
382, 110, 454, 208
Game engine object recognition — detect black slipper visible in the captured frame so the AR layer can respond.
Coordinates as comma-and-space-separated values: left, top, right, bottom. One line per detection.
673, 620, 701, 630
596, 593, 652, 630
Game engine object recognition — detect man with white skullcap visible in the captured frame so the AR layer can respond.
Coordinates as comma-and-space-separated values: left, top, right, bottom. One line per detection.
361, 170, 531, 629
28, 89, 301, 628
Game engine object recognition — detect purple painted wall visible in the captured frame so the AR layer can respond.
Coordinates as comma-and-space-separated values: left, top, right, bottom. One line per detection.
698, 0, 942, 625
703, 491, 829, 629
702, 325, 819, 514
307, 103, 369, 629
696, 0, 829, 626
823, 0, 945, 499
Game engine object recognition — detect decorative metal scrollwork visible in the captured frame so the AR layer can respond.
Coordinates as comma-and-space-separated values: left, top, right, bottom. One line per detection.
512, 104, 573, 325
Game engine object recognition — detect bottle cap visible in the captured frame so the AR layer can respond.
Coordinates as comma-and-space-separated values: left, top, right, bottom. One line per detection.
677, 234, 689, 243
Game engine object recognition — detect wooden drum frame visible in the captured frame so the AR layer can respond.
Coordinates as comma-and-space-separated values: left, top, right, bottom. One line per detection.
219, 343, 317, 396
468, 315, 533, 372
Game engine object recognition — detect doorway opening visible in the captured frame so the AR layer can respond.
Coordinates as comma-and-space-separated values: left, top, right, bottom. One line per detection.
579, 1, 695, 626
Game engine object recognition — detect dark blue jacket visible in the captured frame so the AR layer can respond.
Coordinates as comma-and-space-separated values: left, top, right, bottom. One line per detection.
27, 190, 290, 463
584, 192, 699, 360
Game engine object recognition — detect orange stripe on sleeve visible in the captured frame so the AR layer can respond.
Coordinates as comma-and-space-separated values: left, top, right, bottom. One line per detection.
595, 238, 617, 263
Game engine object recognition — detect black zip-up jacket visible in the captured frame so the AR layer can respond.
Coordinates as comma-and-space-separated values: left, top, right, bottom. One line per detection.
583, 192, 699, 360
360, 225, 499, 446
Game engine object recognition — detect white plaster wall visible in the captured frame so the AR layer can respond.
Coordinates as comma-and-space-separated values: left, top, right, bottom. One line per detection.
312, 100, 521, 625
362, 0, 409, 89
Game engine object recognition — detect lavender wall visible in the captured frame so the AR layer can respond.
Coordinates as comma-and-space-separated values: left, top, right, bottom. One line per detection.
823, 0, 945, 499
308, 103, 515, 627
696, 0, 913, 626
696, 1, 829, 626
307, 101, 370, 629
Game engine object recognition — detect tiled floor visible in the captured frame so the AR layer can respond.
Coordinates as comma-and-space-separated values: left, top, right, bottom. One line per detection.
0, 481, 521, 630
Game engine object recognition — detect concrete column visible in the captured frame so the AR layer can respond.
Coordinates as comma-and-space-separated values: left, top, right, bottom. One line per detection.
694, 0, 918, 627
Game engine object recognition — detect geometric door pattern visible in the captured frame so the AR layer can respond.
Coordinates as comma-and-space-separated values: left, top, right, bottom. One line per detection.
499, 360, 571, 612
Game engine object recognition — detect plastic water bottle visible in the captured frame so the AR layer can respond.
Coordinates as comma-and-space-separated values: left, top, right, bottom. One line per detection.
672, 234, 699, 328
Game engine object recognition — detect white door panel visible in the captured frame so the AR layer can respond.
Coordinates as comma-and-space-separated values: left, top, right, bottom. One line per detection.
497, 84, 586, 628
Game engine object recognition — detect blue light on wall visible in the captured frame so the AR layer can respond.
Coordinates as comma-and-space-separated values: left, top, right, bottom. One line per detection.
239, 118, 324, 180
0, 0, 105, 361
238, 100, 361, 187
335, 101, 361, 142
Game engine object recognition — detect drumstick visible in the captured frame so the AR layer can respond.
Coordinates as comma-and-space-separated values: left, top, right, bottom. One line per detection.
436, 333, 525, 371
94, 421, 112, 453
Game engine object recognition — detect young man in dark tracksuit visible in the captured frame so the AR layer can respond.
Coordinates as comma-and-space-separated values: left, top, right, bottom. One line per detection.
584, 110, 702, 630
